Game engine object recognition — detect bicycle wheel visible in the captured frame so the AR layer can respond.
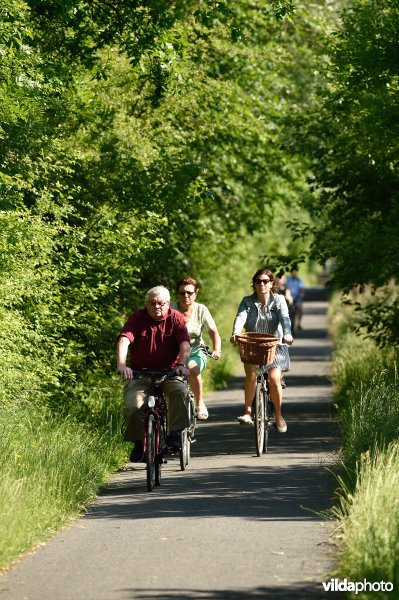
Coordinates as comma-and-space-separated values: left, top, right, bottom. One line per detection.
180, 428, 188, 470
146, 415, 156, 492
155, 422, 162, 486
254, 381, 265, 456
187, 395, 195, 466
264, 394, 274, 453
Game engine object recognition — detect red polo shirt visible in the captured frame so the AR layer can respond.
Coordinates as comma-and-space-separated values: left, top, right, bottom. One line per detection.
119, 308, 190, 370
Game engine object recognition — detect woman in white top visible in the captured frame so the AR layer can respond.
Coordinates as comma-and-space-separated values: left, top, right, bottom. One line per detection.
172, 277, 221, 419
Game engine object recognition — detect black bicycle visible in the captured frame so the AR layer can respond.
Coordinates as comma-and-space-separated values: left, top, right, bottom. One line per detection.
252, 366, 275, 455
179, 345, 216, 470
135, 369, 175, 491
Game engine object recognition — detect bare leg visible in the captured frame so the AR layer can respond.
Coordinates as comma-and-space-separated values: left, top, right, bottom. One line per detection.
188, 362, 202, 406
243, 363, 256, 415
188, 361, 208, 419
267, 367, 286, 430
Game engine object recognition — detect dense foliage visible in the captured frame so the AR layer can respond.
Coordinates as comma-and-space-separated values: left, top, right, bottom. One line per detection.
1, 0, 317, 419
295, 0, 399, 346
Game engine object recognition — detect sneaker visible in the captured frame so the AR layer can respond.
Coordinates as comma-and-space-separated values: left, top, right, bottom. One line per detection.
237, 414, 253, 425
129, 440, 144, 463
166, 430, 181, 452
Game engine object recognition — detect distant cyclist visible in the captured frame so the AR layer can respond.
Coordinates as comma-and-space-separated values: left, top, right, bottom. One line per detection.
285, 267, 305, 330
116, 286, 190, 462
172, 277, 221, 420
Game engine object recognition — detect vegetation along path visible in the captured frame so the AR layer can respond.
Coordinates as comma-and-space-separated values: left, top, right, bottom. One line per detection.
0, 289, 339, 600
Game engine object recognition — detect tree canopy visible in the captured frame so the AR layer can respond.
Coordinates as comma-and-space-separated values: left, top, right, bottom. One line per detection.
294, 0, 399, 344
1, 0, 315, 413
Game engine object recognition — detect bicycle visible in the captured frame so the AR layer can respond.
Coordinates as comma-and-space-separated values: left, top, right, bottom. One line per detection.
235, 332, 279, 456
134, 368, 175, 491
179, 345, 216, 470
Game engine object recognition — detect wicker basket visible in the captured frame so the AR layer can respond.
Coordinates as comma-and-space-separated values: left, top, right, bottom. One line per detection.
235, 332, 279, 365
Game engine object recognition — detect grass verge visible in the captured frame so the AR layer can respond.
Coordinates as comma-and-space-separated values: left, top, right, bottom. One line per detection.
329, 294, 399, 595
332, 443, 399, 598
0, 388, 125, 571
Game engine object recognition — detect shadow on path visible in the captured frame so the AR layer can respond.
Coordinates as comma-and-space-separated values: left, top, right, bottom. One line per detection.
117, 583, 338, 600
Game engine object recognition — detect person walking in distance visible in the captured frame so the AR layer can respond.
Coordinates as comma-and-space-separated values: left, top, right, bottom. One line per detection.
285, 266, 305, 330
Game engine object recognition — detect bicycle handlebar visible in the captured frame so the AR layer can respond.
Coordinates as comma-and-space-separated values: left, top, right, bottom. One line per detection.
133, 368, 179, 379
197, 345, 218, 359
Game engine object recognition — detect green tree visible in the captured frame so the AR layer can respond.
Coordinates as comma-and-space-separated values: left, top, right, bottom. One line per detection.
294, 0, 399, 344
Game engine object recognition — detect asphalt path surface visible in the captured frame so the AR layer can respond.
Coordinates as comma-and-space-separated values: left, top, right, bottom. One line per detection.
1, 288, 339, 600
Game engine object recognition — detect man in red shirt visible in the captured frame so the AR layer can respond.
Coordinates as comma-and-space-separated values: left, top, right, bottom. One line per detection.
117, 286, 191, 462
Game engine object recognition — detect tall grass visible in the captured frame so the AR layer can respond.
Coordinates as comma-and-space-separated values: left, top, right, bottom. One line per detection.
0, 385, 125, 570
333, 444, 399, 598
332, 334, 399, 475
329, 294, 399, 595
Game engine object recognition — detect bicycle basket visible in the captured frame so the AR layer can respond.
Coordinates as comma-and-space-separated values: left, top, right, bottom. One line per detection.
235, 332, 279, 365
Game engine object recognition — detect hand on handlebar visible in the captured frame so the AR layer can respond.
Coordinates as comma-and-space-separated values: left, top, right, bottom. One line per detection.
118, 365, 134, 380
230, 335, 238, 346
175, 364, 190, 378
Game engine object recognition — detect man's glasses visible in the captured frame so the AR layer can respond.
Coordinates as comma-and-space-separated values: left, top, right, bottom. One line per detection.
178, 291, 195, 296
255, 278, 271, 285
149, 300, 169, 307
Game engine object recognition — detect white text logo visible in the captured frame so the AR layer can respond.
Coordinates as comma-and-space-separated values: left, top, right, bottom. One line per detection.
322, 578, 394, 594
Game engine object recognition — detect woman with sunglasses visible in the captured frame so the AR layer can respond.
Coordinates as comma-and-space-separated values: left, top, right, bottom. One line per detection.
231, 268, 293, 432
172, 277, 221, 420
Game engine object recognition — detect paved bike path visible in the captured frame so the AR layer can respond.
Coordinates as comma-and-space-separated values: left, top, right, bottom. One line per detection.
1, 289, 339, 599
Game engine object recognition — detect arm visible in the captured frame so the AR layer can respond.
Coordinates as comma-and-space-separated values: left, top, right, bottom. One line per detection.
277, 296, 293, 344
231, 297, 250, 344
116, 335, 134, 379
201, 305, 221, 359
208, 327, 221, 360
178, 341, 191, 366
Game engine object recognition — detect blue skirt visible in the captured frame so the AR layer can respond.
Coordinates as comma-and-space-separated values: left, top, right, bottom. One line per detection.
265, 344, 290, 372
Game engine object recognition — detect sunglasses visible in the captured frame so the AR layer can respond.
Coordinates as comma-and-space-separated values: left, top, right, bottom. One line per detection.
255, 278, 271, 285
149, 300, 169, 307
178, 290, 196, 296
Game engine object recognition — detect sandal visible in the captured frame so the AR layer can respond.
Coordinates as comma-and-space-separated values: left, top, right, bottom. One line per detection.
196, 403, 209, 420
276, 418, 287, 433
237, 414, 253, 425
